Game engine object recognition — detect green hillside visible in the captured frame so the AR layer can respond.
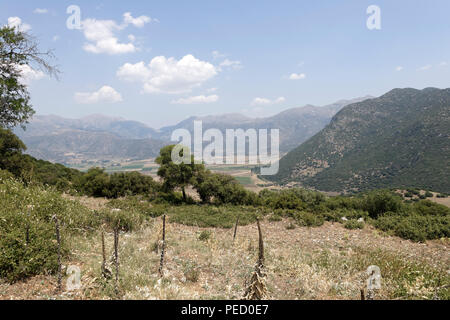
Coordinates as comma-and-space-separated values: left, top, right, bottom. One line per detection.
267, 88, 450, 193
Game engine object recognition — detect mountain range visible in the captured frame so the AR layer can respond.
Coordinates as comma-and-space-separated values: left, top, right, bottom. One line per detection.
266, 88, 450, 193
15, 96, 371, 164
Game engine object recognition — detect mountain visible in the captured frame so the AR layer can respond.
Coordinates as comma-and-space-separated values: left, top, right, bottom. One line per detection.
155, 96, 372, 153
21, 130, 167, 164
15, 96, 372, 164
266, 88, 450, 193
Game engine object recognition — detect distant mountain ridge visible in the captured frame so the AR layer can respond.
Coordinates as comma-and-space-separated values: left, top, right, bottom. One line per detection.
266, 87, 450, 193
15, 96, 372, 164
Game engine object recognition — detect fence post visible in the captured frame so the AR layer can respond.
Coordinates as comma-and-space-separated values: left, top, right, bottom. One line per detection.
113, 226, 119, 296
53, 215, 62, 293
233, 216, 240, 241
159, 215, 166, 277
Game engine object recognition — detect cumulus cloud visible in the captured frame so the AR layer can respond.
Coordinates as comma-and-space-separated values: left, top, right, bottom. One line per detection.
171, 95, 219, 104
34, 8, 48, 14
74, 86, 123, 104
16, 64, 45, 84
289, 73, 306, 80
80, 12, 154, 55
117, 54, 217, 94
395, 66, 403, 72
7, 17, 31, 32
251, 97, 285, 106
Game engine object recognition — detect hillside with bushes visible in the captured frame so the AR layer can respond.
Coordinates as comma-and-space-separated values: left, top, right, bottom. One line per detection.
267, 88, 450, 193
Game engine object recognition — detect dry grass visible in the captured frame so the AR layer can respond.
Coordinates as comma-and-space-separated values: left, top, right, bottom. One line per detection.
1, 215, 448, 300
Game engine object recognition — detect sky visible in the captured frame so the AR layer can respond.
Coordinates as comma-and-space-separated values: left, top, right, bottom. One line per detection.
1, 0, 450, 128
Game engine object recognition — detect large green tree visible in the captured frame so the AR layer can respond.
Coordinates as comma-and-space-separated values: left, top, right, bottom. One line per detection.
156, 145, 204, 202
0, 25, 58, 129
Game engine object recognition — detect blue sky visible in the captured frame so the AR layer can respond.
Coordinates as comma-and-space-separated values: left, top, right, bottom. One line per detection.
2, 0, 450, 128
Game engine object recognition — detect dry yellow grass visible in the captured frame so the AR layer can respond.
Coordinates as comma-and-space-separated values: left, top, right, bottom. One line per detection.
1, 216, 448, 300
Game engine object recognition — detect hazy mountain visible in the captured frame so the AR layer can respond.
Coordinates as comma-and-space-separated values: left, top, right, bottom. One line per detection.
15, 96, 372, 163
266, 88, 450, 193
21, 130, 167, 164
155, 96, 373, 152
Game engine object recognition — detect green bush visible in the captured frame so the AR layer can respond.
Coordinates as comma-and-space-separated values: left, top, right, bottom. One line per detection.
75, 168, 158, 199
0, 178, 99, 282
294, 211, 324, 227
169, 205, 258, 228
344, 220, 364, 230
198, 230, 211, 241
102, 209, 145, 232
268, 213, 282, 222
373, 212, 449, 242
362, 190, 404, 218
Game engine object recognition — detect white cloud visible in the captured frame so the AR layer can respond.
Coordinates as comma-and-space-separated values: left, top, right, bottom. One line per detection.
16, 64, 45, 84
80, 13, 153, 55
171, 95, 219, 104
52, 35, 60, 42
81, 19, 135, 54
251, 96, 285, 106
74, 86, 123, 104
34, 8, 48, 14
219, 59, 243, 70
7, 17, 31, 32
123, 12, 152, 28
289, 73, 306, 80
117, 54, 217, 94
440, 61, 448, 67
395, 66, 403, 72
418, 64, 432, 71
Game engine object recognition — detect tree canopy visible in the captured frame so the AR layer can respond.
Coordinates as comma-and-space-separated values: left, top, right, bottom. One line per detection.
0, 26, 58, 129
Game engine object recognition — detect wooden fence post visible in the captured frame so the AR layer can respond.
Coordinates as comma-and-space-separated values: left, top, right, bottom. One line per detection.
113, 226, 119, 296
233, 216, 240, 241
158, 215, 166, 277
54, 215, 62, 293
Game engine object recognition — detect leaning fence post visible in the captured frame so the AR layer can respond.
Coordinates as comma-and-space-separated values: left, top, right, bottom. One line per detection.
158, 215, 166, 277
53, 215, 62, 293
233, 216, 240, 241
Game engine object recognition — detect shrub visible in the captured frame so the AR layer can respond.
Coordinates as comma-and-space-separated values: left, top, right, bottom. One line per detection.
0, 179, 98, 282
344, 220, 364, 230
102, 209, 145, 232
373, 212, 449, 242
268, 213, 282, 222
75, 168, 158, 199
198, 230, 211, 241
362, 190, 404, 218
183, 261, 200, 282
294, 211, 324, 227
424, 191, 433, 198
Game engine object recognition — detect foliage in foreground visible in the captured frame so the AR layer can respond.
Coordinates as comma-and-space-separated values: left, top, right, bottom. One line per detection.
0, 177, 146, 282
